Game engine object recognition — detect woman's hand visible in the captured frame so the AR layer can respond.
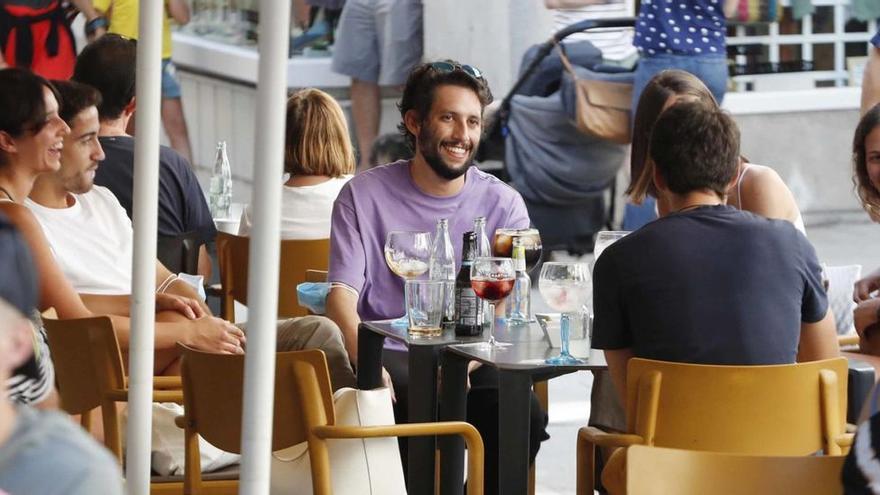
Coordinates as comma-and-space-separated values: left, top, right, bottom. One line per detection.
156, 293, 205, 319
854, 267, 880, 302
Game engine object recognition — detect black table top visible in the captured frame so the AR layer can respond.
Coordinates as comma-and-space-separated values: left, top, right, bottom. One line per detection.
362, 318, 607, 371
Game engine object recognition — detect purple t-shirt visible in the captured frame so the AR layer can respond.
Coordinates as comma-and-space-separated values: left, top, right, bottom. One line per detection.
328, 160, 530, 322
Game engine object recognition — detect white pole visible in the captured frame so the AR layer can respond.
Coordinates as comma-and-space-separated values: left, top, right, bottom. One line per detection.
125, 1, 162, 494
239, 0, 290, 493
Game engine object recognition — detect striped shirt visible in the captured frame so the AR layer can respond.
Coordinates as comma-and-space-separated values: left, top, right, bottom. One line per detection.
6, 313, 53, 405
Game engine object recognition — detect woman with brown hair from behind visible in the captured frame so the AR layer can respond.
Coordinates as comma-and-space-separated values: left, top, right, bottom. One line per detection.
238, 88, 355, 239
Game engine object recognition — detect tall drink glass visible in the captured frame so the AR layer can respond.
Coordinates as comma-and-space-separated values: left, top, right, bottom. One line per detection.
539, 262, 591, 365
384, 231, 431, 327
493, 228, 542, 272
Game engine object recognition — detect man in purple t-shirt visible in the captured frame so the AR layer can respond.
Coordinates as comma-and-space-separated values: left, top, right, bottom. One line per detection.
326, 60, 547, 494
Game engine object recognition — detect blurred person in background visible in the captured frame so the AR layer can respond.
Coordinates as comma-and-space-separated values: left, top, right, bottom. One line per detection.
0, 0, 104, 79
331, 0, 422, 170
88, 0, 194, 164
862, 29, 880, 115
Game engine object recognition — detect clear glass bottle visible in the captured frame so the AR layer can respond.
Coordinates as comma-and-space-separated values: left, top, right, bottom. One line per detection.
429, 218, 456, 326
209, 141, 232, 219
506, 237, 531, 325
473, 216, 492, 327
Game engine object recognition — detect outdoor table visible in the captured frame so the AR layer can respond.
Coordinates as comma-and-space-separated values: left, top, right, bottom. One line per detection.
357, 320, 484, 495
437, 320, 607, 495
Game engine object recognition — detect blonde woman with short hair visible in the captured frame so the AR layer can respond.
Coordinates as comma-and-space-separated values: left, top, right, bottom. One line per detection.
239, 88, 356, 239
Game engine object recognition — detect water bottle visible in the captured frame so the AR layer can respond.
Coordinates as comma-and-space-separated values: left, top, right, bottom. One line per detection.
473, 216, 492, 328
506, 237, 531, 325
429, 218, 456, 327
209, 141, 232, 218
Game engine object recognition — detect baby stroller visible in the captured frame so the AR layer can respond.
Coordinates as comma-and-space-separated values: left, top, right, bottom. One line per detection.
479, 18, 636, 254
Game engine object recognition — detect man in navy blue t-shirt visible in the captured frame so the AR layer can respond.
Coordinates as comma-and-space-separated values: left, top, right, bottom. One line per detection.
592, 101, 839, 406
73, 34, 216, 278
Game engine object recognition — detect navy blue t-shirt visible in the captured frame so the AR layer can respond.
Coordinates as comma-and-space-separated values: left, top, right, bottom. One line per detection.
95, 136, 216, 244
592, 205, 827, 365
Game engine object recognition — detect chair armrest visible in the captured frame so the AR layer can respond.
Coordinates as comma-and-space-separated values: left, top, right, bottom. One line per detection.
152, 376, 183, 389
576, 426, 644, 495
124, 376, 183, 390
579, 426, 644, 448
104, 388, 184, 404
312, 421, 483, 494
836, 432, 855, 453
839, 334, 860, 347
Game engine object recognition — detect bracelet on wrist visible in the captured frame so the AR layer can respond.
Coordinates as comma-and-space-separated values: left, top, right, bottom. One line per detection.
85, 16, 109, 37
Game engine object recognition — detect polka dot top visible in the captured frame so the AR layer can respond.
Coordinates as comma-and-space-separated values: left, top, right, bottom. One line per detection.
634, 0, 727, 57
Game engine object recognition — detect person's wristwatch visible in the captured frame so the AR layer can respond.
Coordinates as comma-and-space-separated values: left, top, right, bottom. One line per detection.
85, 16, 109, 37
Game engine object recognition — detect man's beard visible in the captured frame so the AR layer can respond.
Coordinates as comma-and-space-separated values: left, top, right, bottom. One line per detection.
418, 125, 476, 181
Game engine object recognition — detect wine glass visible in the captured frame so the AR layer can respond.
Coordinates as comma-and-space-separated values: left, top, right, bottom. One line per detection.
593, 230, 630, 264
493, 228, 543, 272
470, 257, 516, 349
384, 231, 431, 328
539, 262, 591, 365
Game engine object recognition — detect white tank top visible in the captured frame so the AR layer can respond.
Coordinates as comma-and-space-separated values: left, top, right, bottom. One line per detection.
736, 164, 806, 235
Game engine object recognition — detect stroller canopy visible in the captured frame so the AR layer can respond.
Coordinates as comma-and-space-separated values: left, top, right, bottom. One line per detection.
505, 89, 626, 207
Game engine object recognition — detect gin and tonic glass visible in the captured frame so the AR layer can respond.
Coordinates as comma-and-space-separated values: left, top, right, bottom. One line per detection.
539, 262, 591, 365
384, 231, 431, 328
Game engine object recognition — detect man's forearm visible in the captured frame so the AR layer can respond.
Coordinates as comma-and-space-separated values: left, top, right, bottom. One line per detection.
325, 287, 361, 365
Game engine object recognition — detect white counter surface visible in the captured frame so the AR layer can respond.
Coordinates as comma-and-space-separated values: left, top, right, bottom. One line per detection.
171, 32, 349, 88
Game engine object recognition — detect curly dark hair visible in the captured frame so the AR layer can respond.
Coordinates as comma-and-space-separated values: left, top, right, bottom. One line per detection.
854, 104, 880, 217
396, 60, 493, 151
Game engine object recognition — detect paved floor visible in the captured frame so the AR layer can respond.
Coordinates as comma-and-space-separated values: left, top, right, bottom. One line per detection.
532, 211, 880, 494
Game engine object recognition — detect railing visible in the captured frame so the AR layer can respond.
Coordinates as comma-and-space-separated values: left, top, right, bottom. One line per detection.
726, 0, 877, 91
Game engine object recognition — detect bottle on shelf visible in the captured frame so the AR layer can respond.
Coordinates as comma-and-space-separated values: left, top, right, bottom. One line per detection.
429, 218, 456, 327
455, 231, 483, 336
473, 216, 492, 328
209, 141, 232, 219
506, 237, 531, 325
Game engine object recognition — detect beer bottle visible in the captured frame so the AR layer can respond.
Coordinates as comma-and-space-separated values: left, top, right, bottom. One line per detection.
455, 231, 483, 336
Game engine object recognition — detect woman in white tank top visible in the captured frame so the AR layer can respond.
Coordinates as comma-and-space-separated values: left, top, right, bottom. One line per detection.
627, 70, 806, 233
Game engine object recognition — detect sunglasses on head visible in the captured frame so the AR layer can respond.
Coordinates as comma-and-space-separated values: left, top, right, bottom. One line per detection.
427, 61, 484, 81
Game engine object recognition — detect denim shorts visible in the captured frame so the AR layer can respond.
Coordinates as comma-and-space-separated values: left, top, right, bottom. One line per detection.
161, 58, 182, 99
